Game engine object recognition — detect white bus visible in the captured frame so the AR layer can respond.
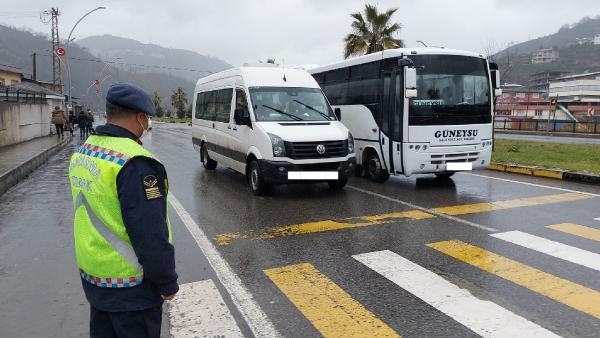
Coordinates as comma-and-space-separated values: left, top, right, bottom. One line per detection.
309, 48, 501, 182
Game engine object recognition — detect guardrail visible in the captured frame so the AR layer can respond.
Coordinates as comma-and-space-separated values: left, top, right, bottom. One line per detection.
0, 86, 46, 104
494, 119, 600, 134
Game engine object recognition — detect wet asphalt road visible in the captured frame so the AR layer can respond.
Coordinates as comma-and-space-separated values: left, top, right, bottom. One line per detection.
1, 122, 600, 337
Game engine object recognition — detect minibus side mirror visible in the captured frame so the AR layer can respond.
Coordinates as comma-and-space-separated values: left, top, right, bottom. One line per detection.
334, 108, 341, 120
234, 108, 251, 127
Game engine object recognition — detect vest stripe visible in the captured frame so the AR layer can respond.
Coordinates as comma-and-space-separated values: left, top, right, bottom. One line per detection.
78, 143, 130, 166
80, 269, 143, 288
76, 192, 143, 272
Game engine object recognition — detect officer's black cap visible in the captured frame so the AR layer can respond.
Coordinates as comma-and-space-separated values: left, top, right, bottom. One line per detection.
106, 82, 156, 116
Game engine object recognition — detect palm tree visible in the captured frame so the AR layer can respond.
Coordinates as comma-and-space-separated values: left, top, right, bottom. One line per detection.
151, 91, 164, 117
170, 88, 188, 118
344, 4, 404, 59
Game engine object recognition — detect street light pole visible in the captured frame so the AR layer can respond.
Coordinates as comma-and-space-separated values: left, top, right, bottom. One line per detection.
65, 6, 106, 110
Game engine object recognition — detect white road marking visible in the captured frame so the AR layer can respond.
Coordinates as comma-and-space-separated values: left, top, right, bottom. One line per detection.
461, 172, 600, 197
346, 185, 498, 232
353, 250, 560, 338
491, 230, 600, 271
169, 280, 243, 338
169, 194, 281, 338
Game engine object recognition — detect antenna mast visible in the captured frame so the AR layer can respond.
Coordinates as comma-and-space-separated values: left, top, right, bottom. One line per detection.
42, 8, 62, 92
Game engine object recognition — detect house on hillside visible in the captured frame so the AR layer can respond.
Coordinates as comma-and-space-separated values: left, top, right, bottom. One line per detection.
531, 48, 559, 64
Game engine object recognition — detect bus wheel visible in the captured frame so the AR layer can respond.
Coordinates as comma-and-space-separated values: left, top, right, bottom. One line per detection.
201, 143, 217, 170
434, 172, 455, 179
249, 160, 269, 195
366, 153, 390, 183
327, 177, 348, 189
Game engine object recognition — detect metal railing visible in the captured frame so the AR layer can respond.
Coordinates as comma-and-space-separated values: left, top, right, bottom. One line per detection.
494, 119, 600, 134
0, 86, 47, 104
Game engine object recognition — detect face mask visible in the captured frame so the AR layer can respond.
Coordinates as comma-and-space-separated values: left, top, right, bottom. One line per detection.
138, 115, 149, 139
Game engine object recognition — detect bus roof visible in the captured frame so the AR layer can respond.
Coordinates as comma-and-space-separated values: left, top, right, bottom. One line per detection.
309, 47, 487, 74
195, 66, 319, 90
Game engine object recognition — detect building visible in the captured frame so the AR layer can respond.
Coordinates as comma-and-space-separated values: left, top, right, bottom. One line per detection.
594, 34, 600, 45
549, 72, 600, 103
0, 63, 22, 87
531, 48, 559, 64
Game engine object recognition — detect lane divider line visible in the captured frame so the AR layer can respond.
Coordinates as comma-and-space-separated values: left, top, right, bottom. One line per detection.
547, 223, 600, 242
427, 240, 600, 319
169, 193, 281, 338
491, 230, 600, 271
169, 279, 244, 338
264, 262, 401, 338
353, 250, 559, 338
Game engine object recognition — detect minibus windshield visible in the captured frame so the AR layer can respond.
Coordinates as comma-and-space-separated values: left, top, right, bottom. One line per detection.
249, 87, 335, 121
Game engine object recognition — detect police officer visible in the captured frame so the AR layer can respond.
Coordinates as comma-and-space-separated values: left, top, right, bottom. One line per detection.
69, 82, 178, 337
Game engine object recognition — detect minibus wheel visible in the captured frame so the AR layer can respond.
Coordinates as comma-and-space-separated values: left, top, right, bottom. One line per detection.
249, 160, 269, 195
366, 153, 390, 183
201, 143, 217, 170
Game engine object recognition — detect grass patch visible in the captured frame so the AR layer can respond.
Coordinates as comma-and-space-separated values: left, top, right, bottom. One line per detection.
492, 139, 600, 175
153, 117, 191, 124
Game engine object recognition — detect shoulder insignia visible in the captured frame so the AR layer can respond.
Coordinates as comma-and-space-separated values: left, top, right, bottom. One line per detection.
143, 174, 162, 200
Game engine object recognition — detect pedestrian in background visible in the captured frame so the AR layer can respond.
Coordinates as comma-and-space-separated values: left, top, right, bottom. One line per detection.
68, 82, 178, 338
50, 106, 67, 137
68, 110, 76, 136
86, 109, 95, 134
77, 109, 87, 138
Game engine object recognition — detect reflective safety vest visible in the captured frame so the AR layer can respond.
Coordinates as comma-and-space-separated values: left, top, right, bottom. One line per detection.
69, 135, 171, 288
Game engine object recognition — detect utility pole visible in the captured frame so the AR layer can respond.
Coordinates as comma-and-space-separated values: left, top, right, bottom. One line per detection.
41, 8, 62, 93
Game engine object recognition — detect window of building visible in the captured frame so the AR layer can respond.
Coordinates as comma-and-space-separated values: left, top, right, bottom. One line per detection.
0, 78, 5, 86
515, 92, 525, 98
535, 110, 543, 116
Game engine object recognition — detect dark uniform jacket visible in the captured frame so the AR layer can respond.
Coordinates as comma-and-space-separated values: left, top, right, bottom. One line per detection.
80, 123, 178, 312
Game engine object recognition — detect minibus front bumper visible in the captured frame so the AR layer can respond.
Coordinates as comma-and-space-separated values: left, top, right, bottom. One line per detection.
258, 157, 357, 184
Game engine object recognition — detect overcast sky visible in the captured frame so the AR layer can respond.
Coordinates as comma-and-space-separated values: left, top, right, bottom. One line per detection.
2, 0, 600, 68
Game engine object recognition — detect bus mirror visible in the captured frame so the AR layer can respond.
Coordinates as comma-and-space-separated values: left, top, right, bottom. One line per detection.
334, 107, 341, 120
405, 89, 418, 98
405, 68, 417, 89
494, 88, 502, 97
491, 69, 501, 89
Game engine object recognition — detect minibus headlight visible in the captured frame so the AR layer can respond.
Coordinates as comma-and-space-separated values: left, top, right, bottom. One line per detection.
267, 133, 286, 157
347, 132, 355, 154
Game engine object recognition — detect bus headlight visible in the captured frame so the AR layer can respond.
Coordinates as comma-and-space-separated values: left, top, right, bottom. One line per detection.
267, 133, 286, 157
347, 132, 355, 154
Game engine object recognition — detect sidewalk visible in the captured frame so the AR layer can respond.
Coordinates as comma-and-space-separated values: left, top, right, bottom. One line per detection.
0, 135, 71, 196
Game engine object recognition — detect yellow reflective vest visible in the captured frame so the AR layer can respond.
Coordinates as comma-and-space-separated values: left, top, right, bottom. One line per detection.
69, 135, 171, 288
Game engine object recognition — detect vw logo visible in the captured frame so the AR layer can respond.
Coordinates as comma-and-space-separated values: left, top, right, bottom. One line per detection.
316, 144, 326, 155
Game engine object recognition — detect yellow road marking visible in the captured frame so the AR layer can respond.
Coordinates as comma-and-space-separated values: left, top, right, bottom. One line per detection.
264, 263, 400, 338
427, 240, 600, 319
433, 192, 591, 215
547, 223, 600, 242
216, 210, 433, 245
216, 192, 593, 245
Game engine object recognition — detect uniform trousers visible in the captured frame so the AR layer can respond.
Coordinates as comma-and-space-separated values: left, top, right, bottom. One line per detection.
90, 305, 162, 338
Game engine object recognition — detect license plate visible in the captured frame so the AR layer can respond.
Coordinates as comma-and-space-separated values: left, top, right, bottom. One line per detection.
288, 171, 339, 180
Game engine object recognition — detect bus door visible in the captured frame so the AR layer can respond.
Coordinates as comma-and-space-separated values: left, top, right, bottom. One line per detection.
381, 68, 404, 175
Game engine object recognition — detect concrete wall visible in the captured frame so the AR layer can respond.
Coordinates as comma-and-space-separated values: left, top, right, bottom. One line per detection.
0, 102, 51, 147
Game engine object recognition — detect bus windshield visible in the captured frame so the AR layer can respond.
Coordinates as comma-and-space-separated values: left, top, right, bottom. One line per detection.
409, 55, 491, 126
249, 87, 335, 122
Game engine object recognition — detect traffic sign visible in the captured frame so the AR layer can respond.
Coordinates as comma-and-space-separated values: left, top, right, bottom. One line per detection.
55, 47, 65, 57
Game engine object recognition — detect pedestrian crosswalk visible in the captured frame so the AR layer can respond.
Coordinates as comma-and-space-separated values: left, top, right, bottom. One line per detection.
262, 223, 600, 337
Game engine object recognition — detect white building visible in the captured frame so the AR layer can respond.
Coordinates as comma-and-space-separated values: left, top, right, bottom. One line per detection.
549, 72, 600, 103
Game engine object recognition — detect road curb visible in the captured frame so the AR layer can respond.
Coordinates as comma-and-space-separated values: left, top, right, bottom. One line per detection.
488, 162, 600, 185
0, 137, 70, 196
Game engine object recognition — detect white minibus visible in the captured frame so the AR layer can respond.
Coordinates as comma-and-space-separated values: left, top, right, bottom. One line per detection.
191, 66, 356, 195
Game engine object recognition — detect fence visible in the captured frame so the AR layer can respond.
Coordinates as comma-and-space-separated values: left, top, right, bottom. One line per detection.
494, 119, 600, 135
0, 86, 46, 104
